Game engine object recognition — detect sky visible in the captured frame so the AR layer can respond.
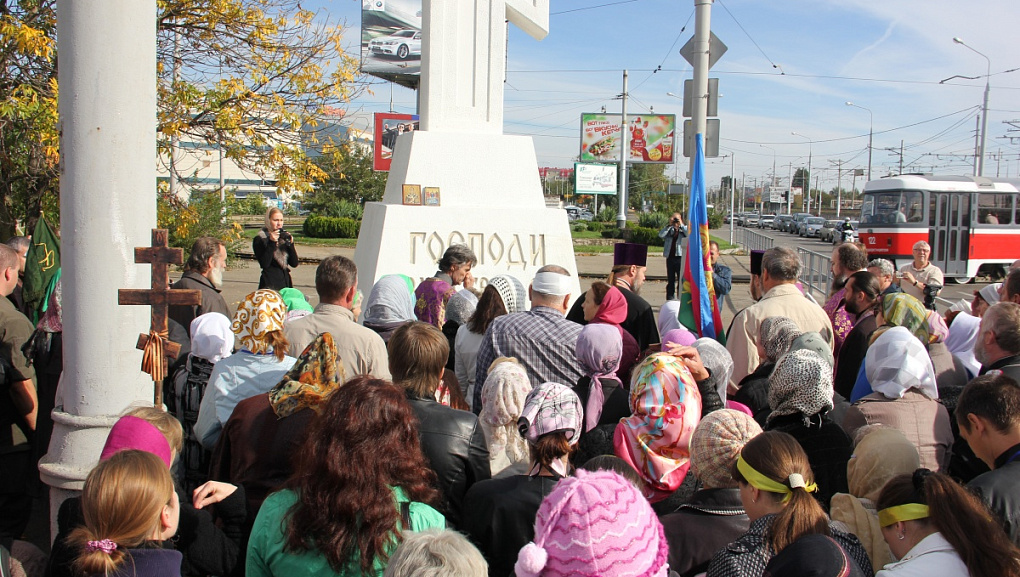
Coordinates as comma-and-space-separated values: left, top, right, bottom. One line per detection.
307, 0, 1020, 193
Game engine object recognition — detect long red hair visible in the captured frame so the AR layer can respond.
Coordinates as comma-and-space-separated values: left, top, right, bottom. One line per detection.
284, 376, 440, 572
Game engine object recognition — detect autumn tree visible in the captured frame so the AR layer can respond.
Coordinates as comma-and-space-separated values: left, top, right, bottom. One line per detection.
0, 0, 365, 239
304, 139, 387, 212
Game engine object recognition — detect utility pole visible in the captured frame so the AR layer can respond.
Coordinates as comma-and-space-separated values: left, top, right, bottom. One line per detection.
833, 159, 843, 218
617, 70, 629, 229
689, 0, 713, 180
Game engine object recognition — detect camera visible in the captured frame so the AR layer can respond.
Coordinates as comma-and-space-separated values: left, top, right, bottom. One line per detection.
922, 282, 942, 311
672, 218, 679, 224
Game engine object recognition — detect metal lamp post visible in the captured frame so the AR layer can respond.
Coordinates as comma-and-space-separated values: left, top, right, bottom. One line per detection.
760, 144, 775, 213
845, 102, 873, 182
953, 37, 991, 177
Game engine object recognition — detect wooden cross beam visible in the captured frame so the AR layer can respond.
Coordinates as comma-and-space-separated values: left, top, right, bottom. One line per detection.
118, 229, 202, 406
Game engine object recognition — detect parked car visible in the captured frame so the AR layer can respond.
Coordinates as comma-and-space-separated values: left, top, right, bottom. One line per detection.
774, 214, 793, 231
790, 213, 813, 234
369, 29, 422, 60
724, 213, 732, 224
744, 213, 760, 227
802, 216, 827, 237
758, 214, 776, 229
565, 206, 593, 222
819, 220, 841, 243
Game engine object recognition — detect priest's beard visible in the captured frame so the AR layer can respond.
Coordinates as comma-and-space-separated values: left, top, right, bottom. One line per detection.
209, 266, 224, 290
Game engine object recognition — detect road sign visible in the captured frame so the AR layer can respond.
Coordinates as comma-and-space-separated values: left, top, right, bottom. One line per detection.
682, 78, 719, 118
679, 32, 728, 69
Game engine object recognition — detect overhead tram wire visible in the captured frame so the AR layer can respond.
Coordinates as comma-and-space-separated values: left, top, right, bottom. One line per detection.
715, 0, 784, 73
630, 8, 695, 92
550, 0, 641, 16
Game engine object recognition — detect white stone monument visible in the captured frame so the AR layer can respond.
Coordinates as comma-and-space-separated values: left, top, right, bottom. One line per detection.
40, 0, 158, 537
354, 0, 582, 301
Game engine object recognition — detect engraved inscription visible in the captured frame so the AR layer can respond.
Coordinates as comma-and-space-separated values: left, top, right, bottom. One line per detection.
409, 231, 548, 269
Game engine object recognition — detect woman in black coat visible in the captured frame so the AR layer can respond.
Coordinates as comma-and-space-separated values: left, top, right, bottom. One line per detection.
252, 207, 298, 291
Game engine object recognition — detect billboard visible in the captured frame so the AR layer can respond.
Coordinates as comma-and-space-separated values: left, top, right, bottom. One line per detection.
373, 112, 419, 171
361, 0, 422, 88
579, 114, 676, 164
574, 163, 618, 195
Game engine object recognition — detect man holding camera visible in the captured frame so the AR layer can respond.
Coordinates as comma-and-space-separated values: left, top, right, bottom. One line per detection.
898, 240, 943, 307
658, 212, 688, 301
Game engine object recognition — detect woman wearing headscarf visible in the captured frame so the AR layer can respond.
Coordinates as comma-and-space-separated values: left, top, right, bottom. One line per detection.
613, 352, 702, 503
572, 323, 630, 436
971, 282, 1001, 318
278, 287, 313, 323
462, 275, 527, 411
849, 293, 931, 403
925, 311, 971, 397
842, 326, 953, 472
660, 410, 762, 577
194, 290, 297, 450
210, 333, 344, 517
414, 244, 477, 328
462, 382, 583, 577
477, 359, 533, 477
580, 281, 639, 382
765, 349, 853, 510
830, 427, 921, 571
362, 274, 417, 343
691, 338, 731, 416
733, 316, 801, 423
167, 312, 234, 495
658, 299, 684, 338
443, 289, 478, 371
945, 311, 981, 378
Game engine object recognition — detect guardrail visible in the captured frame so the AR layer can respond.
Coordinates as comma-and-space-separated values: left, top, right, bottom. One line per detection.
796, 247, 833, 301
736, 228, 775, 252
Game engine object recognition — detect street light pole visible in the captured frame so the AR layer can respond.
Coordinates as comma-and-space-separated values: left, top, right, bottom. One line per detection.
760, 144, 775, 213
953, 37, 991, 177
792, 132, 812, 213
845, 102, 873, 181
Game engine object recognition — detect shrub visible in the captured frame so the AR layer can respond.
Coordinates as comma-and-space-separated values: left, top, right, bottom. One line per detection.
638, 212, 671, 229
586, 221, 604, 233
226, 193, 269, 216
572, 223, 587, 233
597, 206, 618, 223
601, 228, 623, 239
303, 214, 360, 238
158, 188, 244, 255
708, 209, 725, 230
318, 199, 364, 220
627, 226, 664, 246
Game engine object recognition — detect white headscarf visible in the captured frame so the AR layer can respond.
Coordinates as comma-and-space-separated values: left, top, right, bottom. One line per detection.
657, 300, 683, 337
945, 312, 982, 377
363, 274, 416, 325
445, 289, 478, 325
189, 313, 234, 363
692, 337, 733, 404
865, 326, 939, 400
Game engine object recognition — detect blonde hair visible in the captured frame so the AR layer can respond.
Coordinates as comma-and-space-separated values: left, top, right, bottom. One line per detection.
123, 406, 183, 456
264, 206, 283, 230
70, 451, 174, 575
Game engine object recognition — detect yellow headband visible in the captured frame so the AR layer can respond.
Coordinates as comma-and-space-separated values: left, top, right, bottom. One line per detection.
736, 455, 817, 503
878, 503, 930, 527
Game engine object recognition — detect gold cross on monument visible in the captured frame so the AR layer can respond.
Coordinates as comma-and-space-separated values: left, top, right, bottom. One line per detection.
118, 229, 202, 406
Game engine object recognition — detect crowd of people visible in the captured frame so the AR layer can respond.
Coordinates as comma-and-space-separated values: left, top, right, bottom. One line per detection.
5, 213, 1020, 577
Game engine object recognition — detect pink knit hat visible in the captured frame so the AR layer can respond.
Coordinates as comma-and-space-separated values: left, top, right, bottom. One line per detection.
99, 415, 173, 468
515, 469, 669, 577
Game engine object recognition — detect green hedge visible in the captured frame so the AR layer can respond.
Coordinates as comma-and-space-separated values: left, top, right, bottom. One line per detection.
586, 221, 604, 233
638, 212, 671, 229
601, 228, 623, 239
303, 215, 360, 238
627, 226, 665, 246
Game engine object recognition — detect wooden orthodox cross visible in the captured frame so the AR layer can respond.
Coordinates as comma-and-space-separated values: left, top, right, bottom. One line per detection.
118, 229, 201, 406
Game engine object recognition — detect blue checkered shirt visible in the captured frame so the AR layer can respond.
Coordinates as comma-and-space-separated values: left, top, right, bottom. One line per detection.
473, 307, 584, 411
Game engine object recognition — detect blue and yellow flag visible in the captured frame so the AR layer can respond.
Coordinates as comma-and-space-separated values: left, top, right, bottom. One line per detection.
677, 133, 725, 343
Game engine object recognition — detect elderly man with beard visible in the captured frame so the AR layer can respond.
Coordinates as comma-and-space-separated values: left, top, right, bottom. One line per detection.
170, 236, 231, 337
833, 271, 882, 398
823, 243, 868, 359
974, 302, 1020, 381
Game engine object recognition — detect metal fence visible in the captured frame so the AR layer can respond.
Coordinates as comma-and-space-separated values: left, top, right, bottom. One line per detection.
797, 247, 833, 301
736, 228, 775, 252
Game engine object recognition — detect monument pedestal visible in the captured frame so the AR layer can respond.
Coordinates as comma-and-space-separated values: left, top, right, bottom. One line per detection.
354, 131, 580, 301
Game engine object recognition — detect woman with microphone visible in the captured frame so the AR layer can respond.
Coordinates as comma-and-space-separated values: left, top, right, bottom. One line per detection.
253, 207, 299, 291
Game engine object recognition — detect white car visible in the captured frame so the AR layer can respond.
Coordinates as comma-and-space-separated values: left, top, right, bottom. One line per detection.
368, 29, 421, 60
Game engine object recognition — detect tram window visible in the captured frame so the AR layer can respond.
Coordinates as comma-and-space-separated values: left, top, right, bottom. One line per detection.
977, 193, 1012, 225
862, 191, 924, 223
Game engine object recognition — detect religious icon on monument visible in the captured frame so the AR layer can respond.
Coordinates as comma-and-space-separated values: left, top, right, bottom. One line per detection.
423, 187, 440, 206
402, 184, 422, 205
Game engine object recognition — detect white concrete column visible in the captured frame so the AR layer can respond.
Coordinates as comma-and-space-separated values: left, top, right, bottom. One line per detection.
40, 0, 158, 538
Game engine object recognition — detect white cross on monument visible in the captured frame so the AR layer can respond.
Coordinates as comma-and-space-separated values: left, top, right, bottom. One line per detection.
354, 0, 581, 304
420, 0, 548, 135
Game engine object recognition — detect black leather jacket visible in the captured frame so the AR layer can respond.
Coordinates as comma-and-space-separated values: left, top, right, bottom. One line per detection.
660, 488, 749, 577
969, 445, 1020, 546
407, 396, 491, 528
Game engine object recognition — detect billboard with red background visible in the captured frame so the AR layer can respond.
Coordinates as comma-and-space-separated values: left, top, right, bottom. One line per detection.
373, 112, 419, 171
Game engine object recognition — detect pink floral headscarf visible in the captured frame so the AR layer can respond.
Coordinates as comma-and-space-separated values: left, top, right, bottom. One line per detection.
613, 352, 702, 502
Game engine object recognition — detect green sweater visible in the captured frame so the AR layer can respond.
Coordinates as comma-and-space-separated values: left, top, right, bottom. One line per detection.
246, 488, 445, 577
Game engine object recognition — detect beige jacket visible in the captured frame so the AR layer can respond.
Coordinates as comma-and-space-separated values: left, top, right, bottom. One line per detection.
284, 303, 392, 380
726, 283, 834, 389
842, 390, 953, 472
